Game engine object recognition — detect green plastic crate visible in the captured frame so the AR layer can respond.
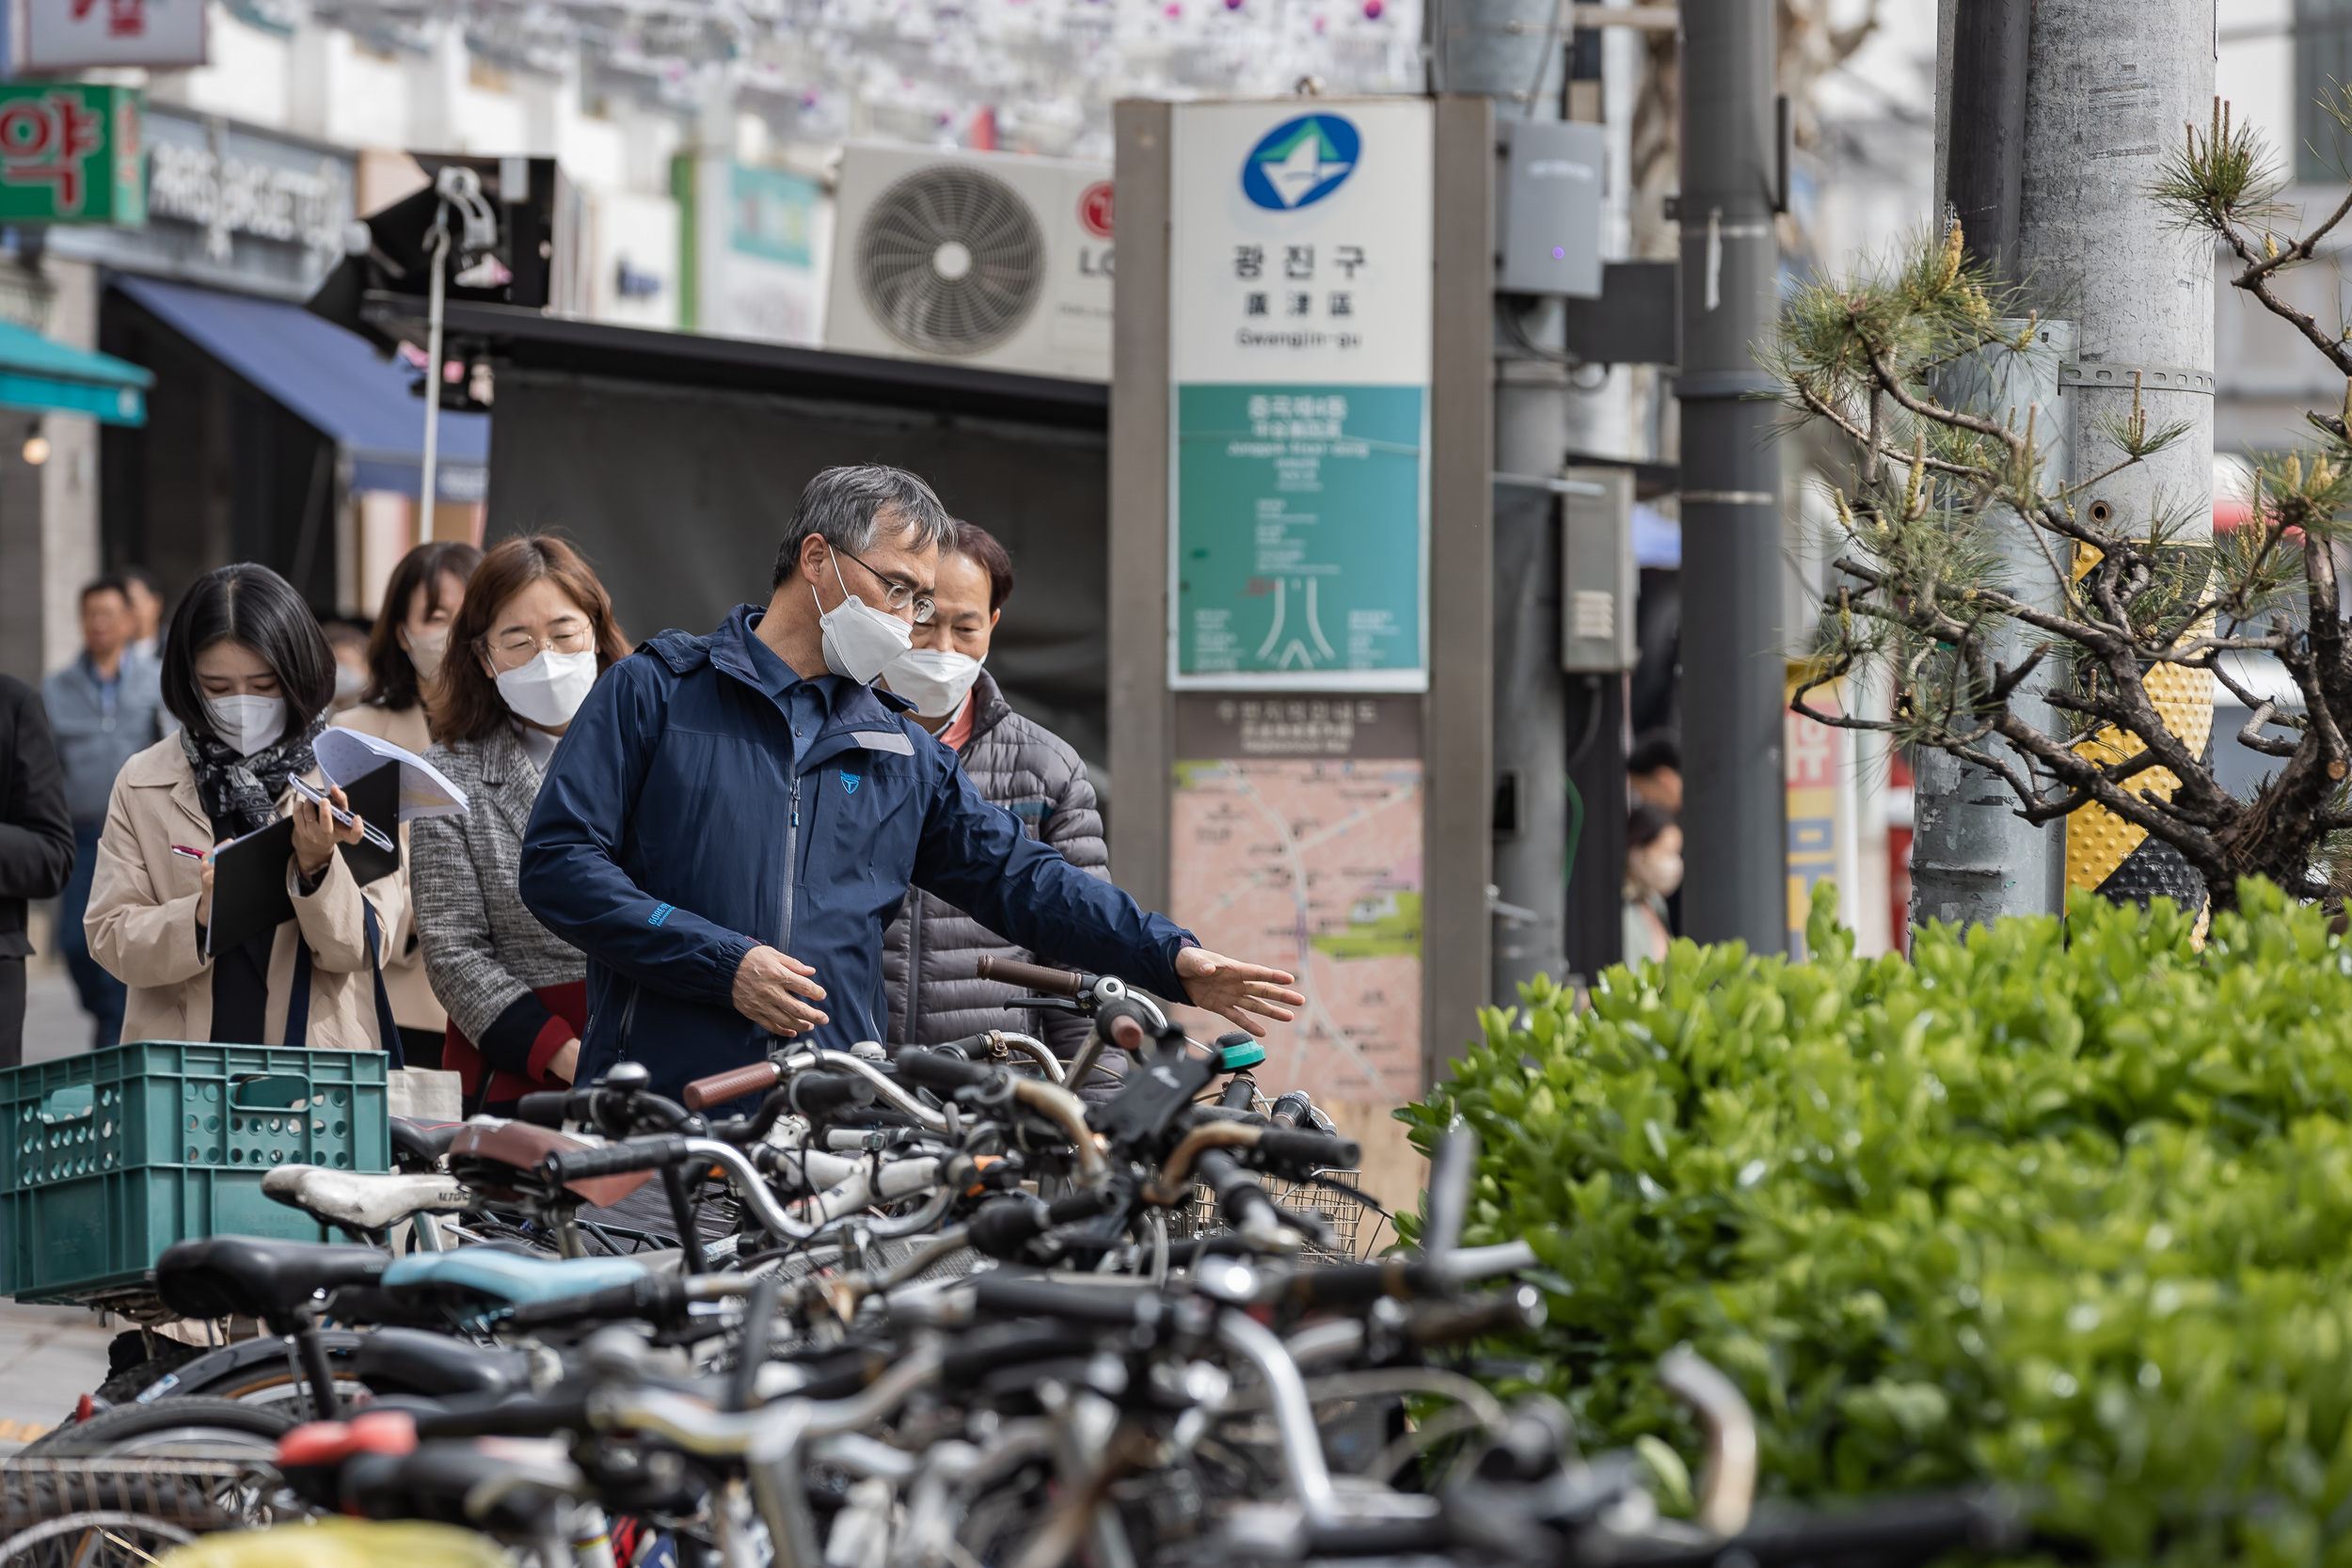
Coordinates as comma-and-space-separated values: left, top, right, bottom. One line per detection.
1, 1042, 389, 1303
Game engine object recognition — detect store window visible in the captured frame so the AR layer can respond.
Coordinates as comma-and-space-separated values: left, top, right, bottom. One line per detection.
2299, 0, 2352, 182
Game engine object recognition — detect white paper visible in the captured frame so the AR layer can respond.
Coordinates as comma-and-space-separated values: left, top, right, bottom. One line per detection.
315, 728, 471, 821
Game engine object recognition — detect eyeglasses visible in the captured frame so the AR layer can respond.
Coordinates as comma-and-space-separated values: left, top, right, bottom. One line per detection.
834, 546, 936, 625
485, 621, 596, 662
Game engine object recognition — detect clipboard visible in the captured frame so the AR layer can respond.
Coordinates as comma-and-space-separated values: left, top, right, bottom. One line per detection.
203, 764, 403, 957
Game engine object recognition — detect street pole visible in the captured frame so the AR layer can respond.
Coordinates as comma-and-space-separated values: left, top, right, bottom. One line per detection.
1911, 321, 2072, 928
1438, 0, 1575, 999
1910, 0, 2065, 930
1676, 0, 1785, 951
2014, 0, 2216, 910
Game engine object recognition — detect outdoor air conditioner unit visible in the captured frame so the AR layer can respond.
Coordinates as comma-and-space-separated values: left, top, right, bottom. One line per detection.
824, 143, 1113, 382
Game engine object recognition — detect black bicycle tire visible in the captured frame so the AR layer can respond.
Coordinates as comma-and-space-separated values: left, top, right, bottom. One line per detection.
28, 1396, 294, 1457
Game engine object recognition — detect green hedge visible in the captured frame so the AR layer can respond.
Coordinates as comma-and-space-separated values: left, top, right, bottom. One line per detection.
1401, 882, 2352, 1566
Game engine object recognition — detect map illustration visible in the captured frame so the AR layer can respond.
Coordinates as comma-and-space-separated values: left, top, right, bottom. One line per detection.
1167, 697, 1422, 1105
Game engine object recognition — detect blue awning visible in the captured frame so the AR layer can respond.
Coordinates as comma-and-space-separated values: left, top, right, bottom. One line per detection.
112, 275, 488, 502
0, 316, 151, 426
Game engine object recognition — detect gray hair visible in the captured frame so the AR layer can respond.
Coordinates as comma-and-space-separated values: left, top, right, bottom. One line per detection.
772, 465, 954, 589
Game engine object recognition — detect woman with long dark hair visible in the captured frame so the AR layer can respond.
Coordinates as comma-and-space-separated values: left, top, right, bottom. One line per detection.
84, 563, 404, 1050
336, 539, 482, 1066
411, 536, 625, 1111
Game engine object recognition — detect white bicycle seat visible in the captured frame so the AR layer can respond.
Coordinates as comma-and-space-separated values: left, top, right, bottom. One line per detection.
262, 1164, 479, 1231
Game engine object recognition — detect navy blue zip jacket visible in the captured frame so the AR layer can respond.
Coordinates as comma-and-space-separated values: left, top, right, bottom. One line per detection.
516, 605, 1195, 1100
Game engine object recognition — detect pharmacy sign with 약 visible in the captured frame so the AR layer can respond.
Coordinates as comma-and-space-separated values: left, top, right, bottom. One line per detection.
0, 85, 142, 226
1168, 98, 1433, 692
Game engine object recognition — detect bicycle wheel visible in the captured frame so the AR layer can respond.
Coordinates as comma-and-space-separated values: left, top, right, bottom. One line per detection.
31, 1399, 292, 1460
0, 1508, 198, 1565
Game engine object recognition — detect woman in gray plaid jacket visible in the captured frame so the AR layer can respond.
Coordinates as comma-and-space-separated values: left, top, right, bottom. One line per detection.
409, 537, 627, 1114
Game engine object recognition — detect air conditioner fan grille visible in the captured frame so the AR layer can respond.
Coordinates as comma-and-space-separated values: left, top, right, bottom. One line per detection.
855, 165, 1045, 357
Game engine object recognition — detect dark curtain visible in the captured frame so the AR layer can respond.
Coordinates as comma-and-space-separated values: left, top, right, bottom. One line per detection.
99, 285, 339, 611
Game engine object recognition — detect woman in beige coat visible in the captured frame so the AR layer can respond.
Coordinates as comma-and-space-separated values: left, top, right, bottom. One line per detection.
334, 539, 480, 1066
87, 563, 402, 1051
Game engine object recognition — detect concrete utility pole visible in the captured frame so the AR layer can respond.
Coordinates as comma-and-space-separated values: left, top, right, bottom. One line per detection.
1438, 0, 1575, 998
1912, 0, 2068, 929
1677, 0, 1786, 951
2012, 0, 2215, 908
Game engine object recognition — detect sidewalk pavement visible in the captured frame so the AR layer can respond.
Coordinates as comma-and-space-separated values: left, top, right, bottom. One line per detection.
0, 966, 117, 1452
0, 1300, 114, 1454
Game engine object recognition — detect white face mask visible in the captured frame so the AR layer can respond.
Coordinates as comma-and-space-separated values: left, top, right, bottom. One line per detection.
813, 554, 913, 686
206, 694, 288, 757
405, 626, 450, 681
495, 648, 599, 729
1633, 849, 1685, 898
333, 663, 366, 705
883, 648, 983, 719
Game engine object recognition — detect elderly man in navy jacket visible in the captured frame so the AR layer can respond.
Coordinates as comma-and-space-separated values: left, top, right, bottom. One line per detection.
519, 465, 1303, 1099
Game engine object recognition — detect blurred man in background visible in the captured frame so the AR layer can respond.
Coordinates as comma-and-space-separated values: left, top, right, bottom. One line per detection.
42, 578, 169, 1050
0, 675, 72, 1066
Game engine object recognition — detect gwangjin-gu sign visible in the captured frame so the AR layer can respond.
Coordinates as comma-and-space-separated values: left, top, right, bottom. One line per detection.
1168, 99, 1433, 693
0, 85, 144, 226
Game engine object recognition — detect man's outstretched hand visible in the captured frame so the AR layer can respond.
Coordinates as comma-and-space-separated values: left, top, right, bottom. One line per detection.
1175, 947, 1304, 1037
733, 944, 830, 1037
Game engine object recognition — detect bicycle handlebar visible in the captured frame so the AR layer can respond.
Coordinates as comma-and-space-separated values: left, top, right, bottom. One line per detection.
1406, 1284, 1548, 1347
542, 1132, 691, 1185
1279, 1257, 1444, 1311
683, 1061, 781, 1111
969, 1272, 1165, 1326
513, 1088, 585, 1129
895, 1049, 998, 1093
967, 1184, 1118, 1259
1255, 1129, 1362, 1175
789, 1071, 877, 1117
974, 955, 1086, 997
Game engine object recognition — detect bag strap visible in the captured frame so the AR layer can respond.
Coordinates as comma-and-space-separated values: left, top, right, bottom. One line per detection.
362, 901, 405, 1070
281, 936, 312, 1051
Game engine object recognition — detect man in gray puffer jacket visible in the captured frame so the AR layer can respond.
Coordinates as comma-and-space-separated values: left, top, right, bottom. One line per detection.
879, 523, 1108, 1065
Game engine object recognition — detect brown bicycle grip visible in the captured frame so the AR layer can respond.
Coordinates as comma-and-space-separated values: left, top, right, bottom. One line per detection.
974, 956, 1084, 997
682, 1060, 783, 1112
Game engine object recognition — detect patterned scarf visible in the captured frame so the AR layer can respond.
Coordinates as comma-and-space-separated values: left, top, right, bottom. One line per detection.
180, 708, 329, 840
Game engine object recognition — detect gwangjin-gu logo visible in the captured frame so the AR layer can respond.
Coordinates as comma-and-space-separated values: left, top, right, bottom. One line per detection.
1241, 115, 1360, 211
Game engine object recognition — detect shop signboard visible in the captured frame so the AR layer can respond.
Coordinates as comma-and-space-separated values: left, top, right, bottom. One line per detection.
43, 104, 352, 300
0, 85, 143, 226
1168, 99, 1433, 691
14, 0, 206, 72
1785, 665, 1859, 958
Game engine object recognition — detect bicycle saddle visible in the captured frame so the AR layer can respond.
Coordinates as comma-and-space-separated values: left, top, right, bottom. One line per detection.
379, 1248, 648, 1307
263, 1164, 478, 1232
447, 1121, 655, 1208
390, 1117, 463, 1171
154, 1234, 390, 1329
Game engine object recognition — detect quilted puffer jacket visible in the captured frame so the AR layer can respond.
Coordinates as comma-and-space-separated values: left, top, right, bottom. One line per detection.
881, 670, 1107, 1059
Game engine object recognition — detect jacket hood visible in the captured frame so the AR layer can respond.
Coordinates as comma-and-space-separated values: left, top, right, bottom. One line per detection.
642, 624, 717, 676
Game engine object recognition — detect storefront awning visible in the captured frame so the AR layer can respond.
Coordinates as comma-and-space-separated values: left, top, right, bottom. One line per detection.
0, 317, 152, 426
112, 275, 487, 501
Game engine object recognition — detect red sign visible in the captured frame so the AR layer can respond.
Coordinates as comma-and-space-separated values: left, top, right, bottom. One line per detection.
1078, 180, 1113, 240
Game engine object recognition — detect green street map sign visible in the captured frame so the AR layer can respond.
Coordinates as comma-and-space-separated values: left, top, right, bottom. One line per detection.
0, 86, 144, 226
1168, 98, 1433, 692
